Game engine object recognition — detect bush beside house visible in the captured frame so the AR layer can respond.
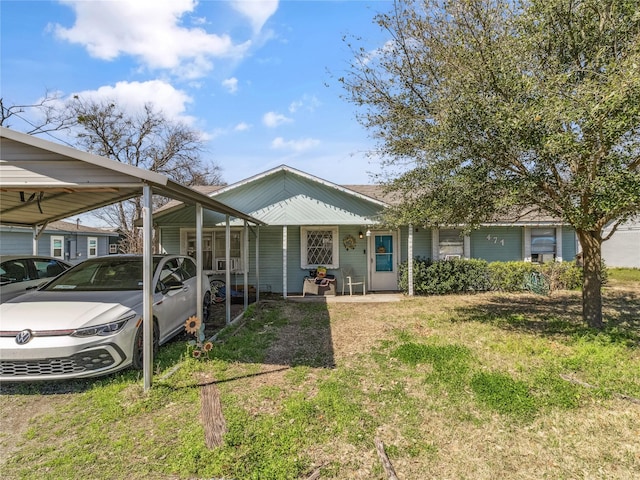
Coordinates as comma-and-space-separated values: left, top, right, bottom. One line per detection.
399, 258, 586, 295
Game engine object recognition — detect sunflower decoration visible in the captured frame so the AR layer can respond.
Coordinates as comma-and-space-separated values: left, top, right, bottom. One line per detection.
184, 315, 201, 334
184, 315, 213, 360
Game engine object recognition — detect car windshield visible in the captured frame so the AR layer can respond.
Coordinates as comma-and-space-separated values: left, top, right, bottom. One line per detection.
43, 257, 162, 292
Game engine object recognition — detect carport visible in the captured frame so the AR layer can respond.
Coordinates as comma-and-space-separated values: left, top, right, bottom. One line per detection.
0, 126, 263, 389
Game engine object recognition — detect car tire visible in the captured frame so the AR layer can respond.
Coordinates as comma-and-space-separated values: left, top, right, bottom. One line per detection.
203, 291, 211, 321
132, 320, 159, 370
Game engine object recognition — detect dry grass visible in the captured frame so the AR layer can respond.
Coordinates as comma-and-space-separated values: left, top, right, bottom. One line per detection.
1, 282, 639, 479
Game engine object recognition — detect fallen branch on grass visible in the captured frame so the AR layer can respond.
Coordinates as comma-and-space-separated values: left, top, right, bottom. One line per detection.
375, 437, 399, 480
198, 373, 227, 448
560, 374, 640, 405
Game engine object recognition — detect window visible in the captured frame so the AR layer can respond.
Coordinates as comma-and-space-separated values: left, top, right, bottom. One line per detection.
439, 229, 464, 260
0, 259, 29, 284
531, 228, 556, 263
301, 227, 339, 269
182, 229, 244, 273
33, 259, 68, 279
87, 237, 98, 258
51, 236, 65, 259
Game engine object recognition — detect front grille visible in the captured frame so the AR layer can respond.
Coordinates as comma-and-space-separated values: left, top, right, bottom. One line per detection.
1, 349, 117, 377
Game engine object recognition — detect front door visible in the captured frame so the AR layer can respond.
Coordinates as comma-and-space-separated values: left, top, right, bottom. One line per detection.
369, 232, 398, 291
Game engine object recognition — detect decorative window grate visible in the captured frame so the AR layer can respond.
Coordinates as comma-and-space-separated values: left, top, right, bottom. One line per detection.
306, 230, 334, 266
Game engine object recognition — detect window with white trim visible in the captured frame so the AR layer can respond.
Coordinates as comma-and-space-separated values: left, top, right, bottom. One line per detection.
182, 229, 244, 273
87, 237, 98, 258
530, 228, 556, 263
301, 226, 339, 269
438, 229, 464, 260
51, 235, 65, 260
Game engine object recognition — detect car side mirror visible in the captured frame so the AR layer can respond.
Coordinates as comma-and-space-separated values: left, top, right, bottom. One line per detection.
160, 279, 184, 294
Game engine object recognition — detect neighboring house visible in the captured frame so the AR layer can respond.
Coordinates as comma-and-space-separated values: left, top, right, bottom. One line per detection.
152, 165, 581, 295
601, 218, 640, 268
0, 220, 119, 264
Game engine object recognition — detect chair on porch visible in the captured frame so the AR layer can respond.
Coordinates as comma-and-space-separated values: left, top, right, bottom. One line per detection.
341, 266, 365, 296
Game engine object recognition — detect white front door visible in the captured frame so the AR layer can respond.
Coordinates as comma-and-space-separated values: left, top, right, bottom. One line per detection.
369, 231, 399, 291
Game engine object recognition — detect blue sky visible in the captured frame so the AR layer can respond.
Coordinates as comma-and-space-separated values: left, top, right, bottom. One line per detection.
1, 0, 394, 188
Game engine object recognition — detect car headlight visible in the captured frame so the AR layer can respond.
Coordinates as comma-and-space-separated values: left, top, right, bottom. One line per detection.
71, 313, 136, 337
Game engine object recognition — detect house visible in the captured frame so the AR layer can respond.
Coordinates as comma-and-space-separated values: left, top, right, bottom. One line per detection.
601, 217, 640, 268
152, 165, 580, 296
0, 220, 119, 264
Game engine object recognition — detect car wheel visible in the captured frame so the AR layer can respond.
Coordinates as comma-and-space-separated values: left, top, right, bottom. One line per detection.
210, 279, 225, 303
132, 320, 159, 370
203, 291, 211, 320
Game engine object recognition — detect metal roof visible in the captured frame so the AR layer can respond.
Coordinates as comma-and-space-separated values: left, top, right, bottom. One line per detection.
0, 127, 262, 227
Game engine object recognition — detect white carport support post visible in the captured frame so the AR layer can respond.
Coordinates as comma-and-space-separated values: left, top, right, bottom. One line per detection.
142, 185, 153, 392
408, 224, 414, 296
255, 227, 260, 303
282, 225, 287, 298
225, 215, 231, 325
196, 204, 203, 323
243, 220, 249, 309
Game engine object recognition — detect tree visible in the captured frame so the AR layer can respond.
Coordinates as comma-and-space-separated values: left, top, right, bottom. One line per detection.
1, 94, 224, 253
341, 0, 640, 328
1, 91, 75, 135
67, 96, 224, 253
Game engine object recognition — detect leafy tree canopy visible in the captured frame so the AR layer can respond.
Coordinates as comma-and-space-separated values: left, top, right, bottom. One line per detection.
341, 0, 640, 327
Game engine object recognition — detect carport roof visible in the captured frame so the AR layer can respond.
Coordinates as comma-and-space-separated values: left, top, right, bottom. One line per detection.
0, 127, 262, 227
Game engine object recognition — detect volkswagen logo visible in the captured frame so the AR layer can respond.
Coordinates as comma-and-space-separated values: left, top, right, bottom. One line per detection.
15, 329, 33, 345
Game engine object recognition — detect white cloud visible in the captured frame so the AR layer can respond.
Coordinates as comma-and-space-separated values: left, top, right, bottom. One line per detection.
289, 94, 321, 113
271, 137, 320, 152
230, 0, 279, 33
222, 77, 239, 94
71, 80, 195, 124
234, 122, 251, 131
53, 0, 252, 79
262, 111, 292, 128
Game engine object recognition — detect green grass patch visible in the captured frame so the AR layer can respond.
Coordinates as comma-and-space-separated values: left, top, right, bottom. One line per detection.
3, 289, 639, 479
608, 267, 640, 282
471, 371, 538, 418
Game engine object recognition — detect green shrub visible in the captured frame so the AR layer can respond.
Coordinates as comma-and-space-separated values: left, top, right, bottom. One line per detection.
399, 258, 592, 295
487, 261, 538, 292
398, 258, 490, 295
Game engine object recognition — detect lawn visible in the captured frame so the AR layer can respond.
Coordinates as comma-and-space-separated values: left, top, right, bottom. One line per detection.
1, 277, 639, 479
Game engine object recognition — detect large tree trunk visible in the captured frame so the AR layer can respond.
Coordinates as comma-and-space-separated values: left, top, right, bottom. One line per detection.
577, 229, 604, 329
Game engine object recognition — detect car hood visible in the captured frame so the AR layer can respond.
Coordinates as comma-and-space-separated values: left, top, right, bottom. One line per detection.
0, 290, 143, 331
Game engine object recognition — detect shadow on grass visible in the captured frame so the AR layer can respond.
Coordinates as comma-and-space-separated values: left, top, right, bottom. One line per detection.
452, 289, 640, 344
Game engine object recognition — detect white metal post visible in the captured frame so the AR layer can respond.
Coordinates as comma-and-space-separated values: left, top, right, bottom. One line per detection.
408, 224, 414, 296
282, 225, 287, 298
244, 220, 249, 309
225, 215, 231, 324
142, 185, 153, 391
196, 203, 203, 321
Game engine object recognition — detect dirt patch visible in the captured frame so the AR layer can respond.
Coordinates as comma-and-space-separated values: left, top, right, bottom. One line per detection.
0, 393, 72, 465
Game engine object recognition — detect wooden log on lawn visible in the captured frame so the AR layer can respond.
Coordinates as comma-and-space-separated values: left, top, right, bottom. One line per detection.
375, 437, 399, 480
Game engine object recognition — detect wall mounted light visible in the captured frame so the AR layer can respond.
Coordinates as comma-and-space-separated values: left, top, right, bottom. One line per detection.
366, 229, 371, 237
358, 231, 364, 239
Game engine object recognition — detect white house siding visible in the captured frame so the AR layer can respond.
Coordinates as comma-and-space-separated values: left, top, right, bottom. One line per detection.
601, 220, 640, 268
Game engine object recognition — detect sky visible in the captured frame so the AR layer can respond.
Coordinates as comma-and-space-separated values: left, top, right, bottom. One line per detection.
1, 0, 395, 190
